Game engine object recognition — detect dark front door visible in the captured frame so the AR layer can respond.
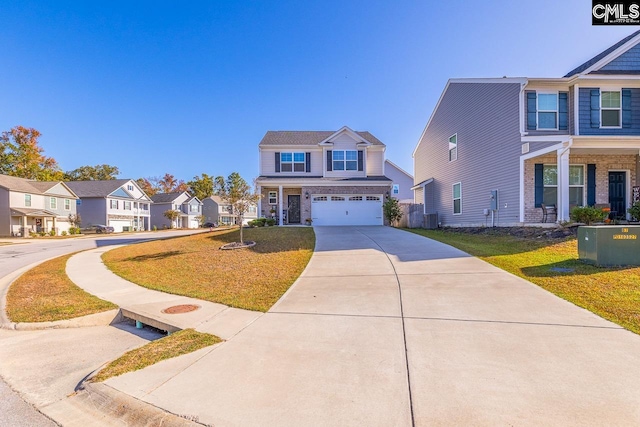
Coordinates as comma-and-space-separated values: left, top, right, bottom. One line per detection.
288, 195, 301, 224
609, 171, 627, 219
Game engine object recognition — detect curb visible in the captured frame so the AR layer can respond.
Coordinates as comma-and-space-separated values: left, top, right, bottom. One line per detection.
3, 309, 123, 331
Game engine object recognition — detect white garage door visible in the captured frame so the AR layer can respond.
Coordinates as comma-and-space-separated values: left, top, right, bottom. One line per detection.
311, 195, 383, 226
109, 219, 132, 232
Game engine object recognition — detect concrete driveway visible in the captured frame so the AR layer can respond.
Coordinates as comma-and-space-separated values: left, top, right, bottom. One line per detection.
105, 226, 640, 426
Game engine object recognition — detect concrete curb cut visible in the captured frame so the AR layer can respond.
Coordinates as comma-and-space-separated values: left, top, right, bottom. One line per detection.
5, 309, 123, 331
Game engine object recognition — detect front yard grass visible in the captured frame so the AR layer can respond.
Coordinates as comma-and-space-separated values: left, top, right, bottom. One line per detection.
407, 228, 640, 335
6, 253, 117, 323
92, 329, 221, 382
102, 227, 315, 312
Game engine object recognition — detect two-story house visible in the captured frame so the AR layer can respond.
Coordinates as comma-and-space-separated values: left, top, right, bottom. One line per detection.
413, 30, 640, 226
150, 191, 203, 229
202, 196, 258, 226
0, 174, 79, 237
255, 126, 392, 226
65, 179, 152, 232
385, 160, 414, 204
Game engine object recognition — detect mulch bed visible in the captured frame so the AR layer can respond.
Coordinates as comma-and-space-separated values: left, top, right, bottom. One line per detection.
438, 226, 578, 241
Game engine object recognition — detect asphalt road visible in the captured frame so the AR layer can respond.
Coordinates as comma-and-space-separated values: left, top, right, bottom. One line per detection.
0, 230, 205, 427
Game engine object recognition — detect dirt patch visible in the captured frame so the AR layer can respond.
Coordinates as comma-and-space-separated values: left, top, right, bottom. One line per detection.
438, 226, 578, 241
162, 304, 200, 314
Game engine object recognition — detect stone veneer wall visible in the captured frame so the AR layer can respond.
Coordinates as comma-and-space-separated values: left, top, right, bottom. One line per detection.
523, 154, 637, 223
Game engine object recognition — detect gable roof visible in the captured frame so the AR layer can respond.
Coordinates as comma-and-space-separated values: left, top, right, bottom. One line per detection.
564, 29, 640, 77
0, 174, 78, 198
385, 159, 413, 179
259, 129, 384, 146
65, 179, 136, 198
151, 192, 188, 203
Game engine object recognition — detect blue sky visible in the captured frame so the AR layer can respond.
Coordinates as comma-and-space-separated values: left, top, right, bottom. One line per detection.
0, 1, 635, 183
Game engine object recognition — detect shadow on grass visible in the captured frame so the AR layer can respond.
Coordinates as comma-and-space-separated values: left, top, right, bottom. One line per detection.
520, 259, 632, 277
124, 250, 185, 262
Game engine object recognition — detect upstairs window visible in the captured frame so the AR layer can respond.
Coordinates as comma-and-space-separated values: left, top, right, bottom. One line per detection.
25, 194, 31, 207
333, 150, 358, 171
601, 91, 621, 127
537, 93, 558, 129
280, 152, 305, 172
448, 134, 457, 162
50, 197, 57, 209
65, 199, 70, 210
110, 199, 118, 209
124, 201, 132, 210
127, 184, 134, 191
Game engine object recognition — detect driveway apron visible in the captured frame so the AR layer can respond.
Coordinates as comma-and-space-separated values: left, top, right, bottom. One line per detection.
106, 226, 640, 426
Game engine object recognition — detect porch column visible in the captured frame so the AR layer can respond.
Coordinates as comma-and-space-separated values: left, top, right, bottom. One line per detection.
278, 185, 283, 226
22, 216, 28, 238
557, 147, 571, 222
257, 185, 262, 218
52, 217, 57, 235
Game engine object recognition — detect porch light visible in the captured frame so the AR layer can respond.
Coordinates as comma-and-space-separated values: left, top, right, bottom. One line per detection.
305, 192, 309, 199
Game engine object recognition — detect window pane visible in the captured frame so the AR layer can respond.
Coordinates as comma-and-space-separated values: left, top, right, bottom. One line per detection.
453, 183, 461, 199
281, 153, 292, 162
281, 163, 293, 172
602, 109, 620, 127
346, 151, 357, 160
293, 153, 305, 162
602, 91, 620, 108
538, 112, 557, 129
449, 147, 457, 162
346, 161, 357, 170
543, 187, 557, 206
333, 161, 344, 171
569, 187, 584, 206
449, 134, 457, 145
294, 163, 305, 172
543, 165, 557, 185
538, 94, 557, 111
333, 151, 344, 160
569, 165, 584, 185
453, 199, 461, 214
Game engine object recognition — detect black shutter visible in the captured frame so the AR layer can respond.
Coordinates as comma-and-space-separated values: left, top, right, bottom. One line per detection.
275, 152, 280, 173
587, 164, 596, 206
305, 152, 311, 173
527, 92, 537, 130
590, 89, 600, 128
622, 89, 632, 128
326, 150, 332, 171
534, 163, 544, 208
559, 92, 568, 131
357, 150, 364, 172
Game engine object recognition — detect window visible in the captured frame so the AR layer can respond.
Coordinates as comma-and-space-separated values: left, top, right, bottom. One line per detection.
268, 191, 277, 204
25, 194, 31, 207
332, 150, 358, 171
50, 197, 57, 209
349, 196, 363, 201
280, 152, 305, 172
601, 91, 621, 127
453, 183, 462, 215
190, 204, 199, 213
64, 199, 70, 210
537, 93, 558, 129
124, 201, 131, 210
543, 165, 584, 206
313, 196, 327, 201
127, 184, 134, 191
392, 184, 400, 195
331, 196, 345, 201
448, 134, 457, 162
110, 199, 118, 209
142, 203, 149, 210
248, 206, 257, 214
366, 196, 380, 201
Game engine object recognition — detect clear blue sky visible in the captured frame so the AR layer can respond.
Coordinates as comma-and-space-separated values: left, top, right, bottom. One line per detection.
0, 1, 635, 183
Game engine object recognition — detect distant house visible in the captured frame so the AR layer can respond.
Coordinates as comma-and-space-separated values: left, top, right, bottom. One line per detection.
150, 191, 203, 229
65, 179, 152, 232
385, 160, 413, 203
0, 174, 79, 237
413, 30, 640, 226
202, 195, 258, 226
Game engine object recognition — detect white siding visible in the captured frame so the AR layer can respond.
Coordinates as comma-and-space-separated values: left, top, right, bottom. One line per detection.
367, 149, 385, 176
10, 192, 46, 209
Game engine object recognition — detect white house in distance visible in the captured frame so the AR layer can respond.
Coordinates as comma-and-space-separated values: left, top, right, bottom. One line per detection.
0, 174, 79, 237
150, 191, 203, 229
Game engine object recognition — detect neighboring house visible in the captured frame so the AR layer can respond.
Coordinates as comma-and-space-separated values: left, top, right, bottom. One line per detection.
0, 174, 79, 237
385, 160, 414, 203
255, 126, 392, 226
202, 195, 258, 226
150, 191, 203, 229
65, 179, 152, 232
413, 30, 640, 226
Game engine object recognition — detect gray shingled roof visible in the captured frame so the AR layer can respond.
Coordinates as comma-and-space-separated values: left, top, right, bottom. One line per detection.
65, 179, 133, 197
0, 174, 70, 196
564, 29, 640, 77
259, 130, 384, 146
151, 192, 186, 203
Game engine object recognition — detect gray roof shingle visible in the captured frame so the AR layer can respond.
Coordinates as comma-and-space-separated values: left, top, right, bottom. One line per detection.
564, 29, 640, 77
65, 179, 133, 198
0, 174, 74, 197
259, 130, 384, 146
150, 192, 185, 203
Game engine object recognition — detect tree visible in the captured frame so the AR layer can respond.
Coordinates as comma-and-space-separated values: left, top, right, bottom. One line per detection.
0, 126, 62, 180
214, 172, 261, 244
68, 213, 82, 227
136, 177, 157, 196
187, 173, 215, 201
64, 164, 119, 181
163, 209, 180, 228
383, 197, 403, 227
136, 173, 188, 196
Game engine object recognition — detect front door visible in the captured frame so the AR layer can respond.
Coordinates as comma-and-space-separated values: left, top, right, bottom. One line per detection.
288, 195, 301, 224
609, 171, 627, 219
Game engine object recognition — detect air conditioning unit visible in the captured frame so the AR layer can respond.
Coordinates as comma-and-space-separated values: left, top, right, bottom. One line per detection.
424, 213, 438, 229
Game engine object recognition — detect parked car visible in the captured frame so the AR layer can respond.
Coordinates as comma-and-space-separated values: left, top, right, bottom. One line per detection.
85, 224, 114, 234
203, 222, 217, 228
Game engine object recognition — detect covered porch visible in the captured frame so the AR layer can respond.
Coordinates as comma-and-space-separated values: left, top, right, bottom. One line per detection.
10, 208, 61, 237
257, 184, 306, 226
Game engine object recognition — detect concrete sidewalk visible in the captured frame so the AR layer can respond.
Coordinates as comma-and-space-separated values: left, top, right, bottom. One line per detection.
99, 226, 640, 426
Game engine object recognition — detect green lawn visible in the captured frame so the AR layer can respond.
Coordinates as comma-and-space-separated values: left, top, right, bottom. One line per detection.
102, 227, 315, 312
407, 228, 640, 335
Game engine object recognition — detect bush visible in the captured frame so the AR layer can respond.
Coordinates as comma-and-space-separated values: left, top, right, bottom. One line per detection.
153, 225, 157, 231
570, 206, 608, 225
61, 231, 68, 236
265, 218, 276, 226
68, 227, 80, 235
249, 218, 267, 227
49, 230, 56, 237
383, 198, 403, 227
629, 202, 640, 221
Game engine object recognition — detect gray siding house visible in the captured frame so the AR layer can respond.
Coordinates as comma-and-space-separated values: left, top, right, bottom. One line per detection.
385, 160, 414, 203
202, 195, 258, 226
150, 191, 202, 229
413, 30, 640, 226
66, 179, 152, 232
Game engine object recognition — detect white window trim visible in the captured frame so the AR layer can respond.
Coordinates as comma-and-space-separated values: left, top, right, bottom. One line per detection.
537, 91, 559, 131
448, 134, 457, 162
268, 191, 277, 205
332, 150, 358, 171
110, 199, 118, 209
543, 164, 586, 206
452, 182, 462, 215
50, 197, 57, 209
600, 89, 622, 129
25, 194, 31, 207
64, 199, 70, 210
280, 152, 306, 173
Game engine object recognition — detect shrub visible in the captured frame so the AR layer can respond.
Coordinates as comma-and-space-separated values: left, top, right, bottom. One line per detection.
249, 218, 267, 227
383, 198, 403, 227
153, 225, 157, 231
629, 202, 640, 221
68, 227, 80, 235
49, 230, 56, 237
265, 218, 276, 226
570, 206, 608, 225
38, 231, 46, 237
61, 231, 68, 236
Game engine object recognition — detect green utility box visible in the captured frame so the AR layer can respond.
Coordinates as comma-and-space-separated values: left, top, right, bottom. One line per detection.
578, 225, 640, 266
